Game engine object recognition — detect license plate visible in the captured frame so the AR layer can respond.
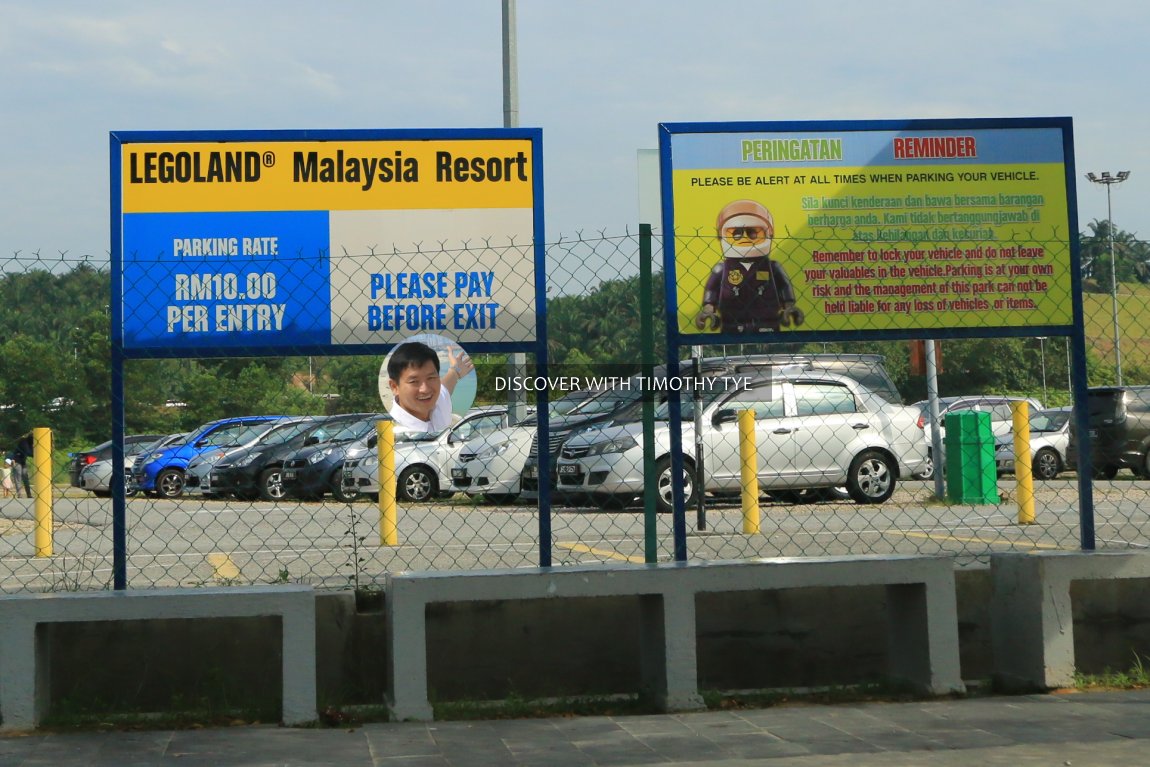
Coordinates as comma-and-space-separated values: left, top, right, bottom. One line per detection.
283, 469, 296, 480
451, 468, 468, 480
557, 464, 581, 476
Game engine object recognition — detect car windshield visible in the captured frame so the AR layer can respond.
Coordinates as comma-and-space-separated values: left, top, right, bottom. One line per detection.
142, 433, 186, 453
258, 420, 317, 446
1031, 411, 1069, 432
232, 422, 283, 446
567, 388, 640, 417
329, 418, 379, 443
395, 428, 443, 443
653, 387, 729, 421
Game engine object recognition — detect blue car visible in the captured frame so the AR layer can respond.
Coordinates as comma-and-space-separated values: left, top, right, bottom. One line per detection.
132, 415, 286, 498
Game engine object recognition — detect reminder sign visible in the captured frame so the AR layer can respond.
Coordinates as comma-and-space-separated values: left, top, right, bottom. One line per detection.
113, 130, 542, 352
661, 119, 1075, 338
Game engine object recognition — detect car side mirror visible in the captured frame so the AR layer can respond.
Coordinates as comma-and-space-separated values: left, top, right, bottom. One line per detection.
713, 409, 738, 427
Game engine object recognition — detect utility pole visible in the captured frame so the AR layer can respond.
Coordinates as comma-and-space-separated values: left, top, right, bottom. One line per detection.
1086, 171, 1131, 385
503, 0, 528, 424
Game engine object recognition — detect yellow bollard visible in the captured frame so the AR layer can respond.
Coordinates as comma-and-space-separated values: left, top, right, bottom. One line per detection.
377, 420, 398, 546
737, 410, 761, 534
32, 428, 53, 557
1012, 401, 1035, 525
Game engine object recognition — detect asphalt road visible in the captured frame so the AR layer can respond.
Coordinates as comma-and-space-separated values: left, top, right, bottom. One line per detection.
1, 477, 1147, 592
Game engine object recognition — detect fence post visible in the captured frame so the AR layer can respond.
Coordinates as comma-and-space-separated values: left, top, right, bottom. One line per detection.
639, 224, 658, 563
1012, 401, 1035, 525
737, 411, 760, 534
32, 428, 53, 557
377, 421, 398, 546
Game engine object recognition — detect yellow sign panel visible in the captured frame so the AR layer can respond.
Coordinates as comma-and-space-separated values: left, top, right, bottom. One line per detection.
667, 125, 1074, 335
121, 139, 534, 213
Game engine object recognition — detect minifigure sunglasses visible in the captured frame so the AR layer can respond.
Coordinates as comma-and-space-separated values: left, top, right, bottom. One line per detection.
722, 226, 769, 245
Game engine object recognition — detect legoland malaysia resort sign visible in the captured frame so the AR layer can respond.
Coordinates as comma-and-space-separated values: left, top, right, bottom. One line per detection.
112, 130, 542, 352
660, 119, 1075, 338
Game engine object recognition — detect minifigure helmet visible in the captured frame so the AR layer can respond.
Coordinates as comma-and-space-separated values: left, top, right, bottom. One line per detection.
716, 199, 774, 239
716, 199, 774, 258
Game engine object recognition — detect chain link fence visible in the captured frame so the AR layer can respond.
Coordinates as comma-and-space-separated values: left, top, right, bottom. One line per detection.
2, 228, 1150, 593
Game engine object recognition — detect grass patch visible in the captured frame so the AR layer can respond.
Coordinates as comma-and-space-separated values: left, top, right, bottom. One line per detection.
1074, 652, 1150, 691
39, 704, 276, 732
701, 679, 944, 711
432, 691, 655, 721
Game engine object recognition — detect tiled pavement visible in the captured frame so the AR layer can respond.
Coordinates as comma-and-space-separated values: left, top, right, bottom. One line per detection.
3, 690, 1149, 766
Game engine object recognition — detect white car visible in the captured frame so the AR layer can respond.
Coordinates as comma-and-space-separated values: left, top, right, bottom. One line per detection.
343, 407, 512, 501
556, 371, 929, 512
995, 407, 1072, 480
449, 425, 537, 504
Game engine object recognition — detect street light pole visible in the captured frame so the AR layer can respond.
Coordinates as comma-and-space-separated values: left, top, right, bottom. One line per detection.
1086, 170, 1131, 385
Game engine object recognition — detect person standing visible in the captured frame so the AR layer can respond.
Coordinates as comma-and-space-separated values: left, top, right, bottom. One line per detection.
11, 434, 32, 498
0, 452, 13, 497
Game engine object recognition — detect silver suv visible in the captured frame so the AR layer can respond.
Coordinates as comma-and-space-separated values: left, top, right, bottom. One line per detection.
555, 370, 928, 512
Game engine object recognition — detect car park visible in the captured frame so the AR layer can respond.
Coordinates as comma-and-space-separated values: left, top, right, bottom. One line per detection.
912, 395, 1044, 478
183, 418, 309, 499
69, 434, 166, 489
1066, 386, 1150, 479
995, 407, 1072, 480
76, 433, 183, 497
280, 414, 387, 501
343, 406, 513, 502
194, 414, 380, 501
182, 416, 377, 502
518, 354, 903, 499
555, 370, 928, 512
132, 416, 286, 498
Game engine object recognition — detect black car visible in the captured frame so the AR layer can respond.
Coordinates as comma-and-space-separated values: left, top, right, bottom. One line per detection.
69, 434, 166, 488
206, 414, 375, 501
1067, 386, 1150, 479
280, 415, 387, 501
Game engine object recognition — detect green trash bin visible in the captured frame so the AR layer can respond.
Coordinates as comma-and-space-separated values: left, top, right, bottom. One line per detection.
944, 410, 999, 504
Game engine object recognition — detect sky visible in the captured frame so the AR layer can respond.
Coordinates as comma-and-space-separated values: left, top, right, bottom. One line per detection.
2, 0, 1148, 266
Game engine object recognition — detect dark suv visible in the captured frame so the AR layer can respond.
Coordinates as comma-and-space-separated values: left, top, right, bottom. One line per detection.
1067, 386, 1150, 479
280, 414, 387, 501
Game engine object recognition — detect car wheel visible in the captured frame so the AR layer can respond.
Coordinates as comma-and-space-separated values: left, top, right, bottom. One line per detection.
655, 456, 696, 514
329, 470, 361, 502
259, 467, 288, 501
912, 449, 934, 480
1032, 448, 1061, 480
846, 450, 896, 504
397, 465, 437, 502
155, 468, 185, 499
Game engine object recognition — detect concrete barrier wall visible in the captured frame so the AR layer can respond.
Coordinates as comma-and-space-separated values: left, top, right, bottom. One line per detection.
35, 566, 1150, 716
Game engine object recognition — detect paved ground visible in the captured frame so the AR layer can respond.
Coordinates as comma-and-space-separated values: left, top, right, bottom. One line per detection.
7, 477, 1148, 592
3, 690, 1150, 766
